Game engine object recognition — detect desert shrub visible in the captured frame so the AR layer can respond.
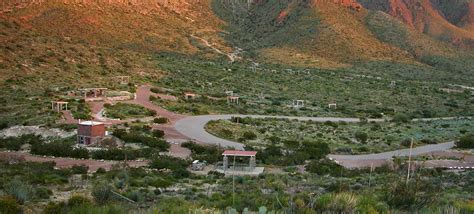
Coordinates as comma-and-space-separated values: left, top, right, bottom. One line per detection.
153, 117, 169, 124
354, 131, 368, 143
113, 129, 168, 151
316, 192, 358, 213
149, 95, 159, 101
0, 134, 41, 151
95, 168, 106, 174
356, 195, 388, 213
73, 100, 92, 120
35, 186, 52, 200
105, 103, 155, 119
69, 204, 128, 214
68, 195, 92, 208
31, 141, 89, 159
207, 170, 225, 178
383, 179, 438, 210
147, 177, 173, 188
421, 139, 438, 144
283, 140, 299, 150
71, 165, 88, 174
456, 134, 474, 148
125, 190, 143, 203
306, 158, 344, 176
455, 200, 474, 213
150, 87, 162, 93
43, 201, 67, 214
401, 139, 412, 147
0, 138, 24, 151
301, 141, 330, 160
0, 122, 8, 130
324, 121, 338, 128
152, 130, 165, 138
221, 129, 233, 138
92, 184, 114, 205
172, 168, 191, 179
112, 128, 127, 139
242, 131, 257, 140
0, 196, 21, 214
3, 180, 33, 204
149, 155, 189, 177
258, 145, 283, 164
392, 113, 411, 123
91, 148, 138, 160
182, 142, 222, 164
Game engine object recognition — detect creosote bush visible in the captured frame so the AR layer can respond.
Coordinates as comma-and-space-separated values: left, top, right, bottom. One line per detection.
456, 134, 474, 148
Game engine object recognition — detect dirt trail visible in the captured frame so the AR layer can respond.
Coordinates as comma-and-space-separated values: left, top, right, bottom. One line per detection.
191, 34, 238, 62
60, 110, 77, 124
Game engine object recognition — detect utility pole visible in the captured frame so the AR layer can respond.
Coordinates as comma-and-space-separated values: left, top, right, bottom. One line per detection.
406, 138, 414, 185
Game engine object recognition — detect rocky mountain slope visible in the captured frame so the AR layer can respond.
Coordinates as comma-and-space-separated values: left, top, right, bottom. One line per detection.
360, 0, 474, 48
1, 0, 473, 67
1, 0, 227, 54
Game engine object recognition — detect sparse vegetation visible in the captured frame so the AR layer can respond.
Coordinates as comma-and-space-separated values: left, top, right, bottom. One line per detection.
104, 103, 156, 119
456, 134, 474, 148
206, 117, 474, 154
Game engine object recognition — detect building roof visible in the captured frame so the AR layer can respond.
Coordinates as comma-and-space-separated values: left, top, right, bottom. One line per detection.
79, 121, 104, 126
222, 150, 257, 157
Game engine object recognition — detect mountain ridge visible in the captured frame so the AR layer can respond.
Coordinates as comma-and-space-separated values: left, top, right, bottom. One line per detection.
1, 0, 473, 68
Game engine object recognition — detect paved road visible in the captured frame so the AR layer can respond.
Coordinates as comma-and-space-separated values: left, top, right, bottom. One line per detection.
328, 142, 455, 160
174, 115, 463, 159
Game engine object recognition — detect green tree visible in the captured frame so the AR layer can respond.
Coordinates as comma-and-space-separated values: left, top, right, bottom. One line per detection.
354, 131, 368, 143
301, 141, 330, 160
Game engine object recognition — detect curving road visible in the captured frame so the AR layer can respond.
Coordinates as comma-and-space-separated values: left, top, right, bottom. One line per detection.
174, 115, 466, 160
74, 85, 469, 165
175, 114, 385, 150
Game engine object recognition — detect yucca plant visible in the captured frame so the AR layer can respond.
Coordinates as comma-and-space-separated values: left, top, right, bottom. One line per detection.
3, 179, 33, 204
316, 192, 358, 213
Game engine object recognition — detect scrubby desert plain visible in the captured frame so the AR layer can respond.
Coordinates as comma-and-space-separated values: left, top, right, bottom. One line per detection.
0, 0, 474, 213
